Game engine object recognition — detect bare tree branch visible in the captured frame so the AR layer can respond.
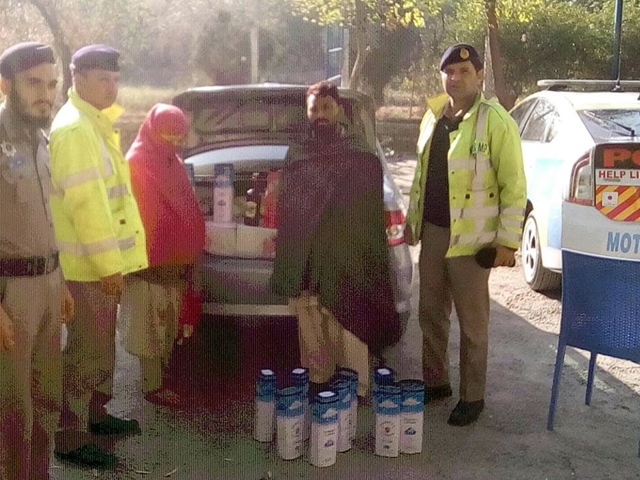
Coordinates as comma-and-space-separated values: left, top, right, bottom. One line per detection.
27, 0, 73, 100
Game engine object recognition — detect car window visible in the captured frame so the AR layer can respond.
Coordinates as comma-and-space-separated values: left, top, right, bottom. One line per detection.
510, 100, 536, 131
187, 94, 374, 151
521, 99, 561, 143
578, 109, 640, 141
192, 97, 307, 136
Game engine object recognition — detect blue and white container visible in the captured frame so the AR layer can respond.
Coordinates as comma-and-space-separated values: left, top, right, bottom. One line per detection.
374, 383, 402, 458
276, 386, 305, 460
330, 379, 352, 453
253, 369, 276, 442
291, 367, 310, 441
310, 391, 339, 467
374, 367, 395, 388
399, 380, 425, 454
335, 368, 359, 440
212, 163, 235, 224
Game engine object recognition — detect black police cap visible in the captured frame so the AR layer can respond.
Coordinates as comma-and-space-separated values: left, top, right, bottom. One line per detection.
440, 44, 483, 71
71, 45, 120, 72
0, 42, 55, 79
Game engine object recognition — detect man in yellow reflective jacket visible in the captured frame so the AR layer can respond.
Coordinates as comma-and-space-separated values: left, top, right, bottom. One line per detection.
405, 44, 526, 426
50, 45, 147, 469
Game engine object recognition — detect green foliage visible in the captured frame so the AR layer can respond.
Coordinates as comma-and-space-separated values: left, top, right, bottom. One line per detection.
407, 0, 640, 99
289, 0, 444, 28
3, 0, 640, 106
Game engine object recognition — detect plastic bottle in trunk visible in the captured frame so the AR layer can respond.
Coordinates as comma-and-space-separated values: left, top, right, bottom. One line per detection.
399, 380, 425, 454
253, 369, 276, 442
276, 386, 305, 460
244, 173, 261, 226
309, 391, 339, 467
262, 169, 281, 228
213, 163, 234, 225
374, 383, 401, 458
291, 367, 310, 441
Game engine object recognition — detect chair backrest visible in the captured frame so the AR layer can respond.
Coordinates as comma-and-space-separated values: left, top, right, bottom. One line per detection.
561, 250, 640, 361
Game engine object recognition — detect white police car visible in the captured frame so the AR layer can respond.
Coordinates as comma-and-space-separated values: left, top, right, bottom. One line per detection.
510, 80, 640, 291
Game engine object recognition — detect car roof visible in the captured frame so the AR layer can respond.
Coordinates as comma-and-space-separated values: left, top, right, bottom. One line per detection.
527, 90, 640, 111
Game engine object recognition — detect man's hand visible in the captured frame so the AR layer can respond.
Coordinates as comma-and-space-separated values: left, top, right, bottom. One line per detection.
493, 245, 517, 268
0, 305, 15, 353
100, 272, 123, 297
182, 325, 194, 339
61, 284, 75, 324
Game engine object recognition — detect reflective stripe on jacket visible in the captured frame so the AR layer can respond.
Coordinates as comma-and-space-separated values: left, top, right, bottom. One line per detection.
49, 88, 148, 281
405, 93, 527, 257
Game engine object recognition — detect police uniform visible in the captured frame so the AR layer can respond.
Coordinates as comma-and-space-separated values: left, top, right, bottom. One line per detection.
50, 46, 146, 454
0, 43, 64, 480
405, 44, 526, 424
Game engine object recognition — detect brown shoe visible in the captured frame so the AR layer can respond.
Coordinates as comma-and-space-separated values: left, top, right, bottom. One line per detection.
144, 387, 185, 408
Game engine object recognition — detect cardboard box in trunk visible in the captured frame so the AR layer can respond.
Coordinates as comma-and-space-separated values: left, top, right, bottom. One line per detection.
205, 221, 277, 259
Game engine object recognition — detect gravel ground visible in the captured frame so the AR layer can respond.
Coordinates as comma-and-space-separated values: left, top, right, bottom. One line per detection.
51, 157, 640, 480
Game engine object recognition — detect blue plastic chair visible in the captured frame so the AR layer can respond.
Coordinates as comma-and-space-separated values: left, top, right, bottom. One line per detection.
547, 250, 640, 456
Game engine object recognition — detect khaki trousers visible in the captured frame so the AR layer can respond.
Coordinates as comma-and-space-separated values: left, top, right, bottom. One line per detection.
290, 292, 370, 397
418, 223, 491, 402
118, 277, 182, 393
0, 272, 62, 480
59, 281, 118, 434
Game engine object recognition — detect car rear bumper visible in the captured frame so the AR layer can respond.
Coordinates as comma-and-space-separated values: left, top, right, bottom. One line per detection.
562, 201, 640, 262
198, 243, 414, 317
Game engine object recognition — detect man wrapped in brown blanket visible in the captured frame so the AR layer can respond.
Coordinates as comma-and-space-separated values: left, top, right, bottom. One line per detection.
271, 82, 400, 397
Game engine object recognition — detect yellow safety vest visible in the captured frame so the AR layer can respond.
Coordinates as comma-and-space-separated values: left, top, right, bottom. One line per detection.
405, 93, 527, 257
49, 88, 148, 281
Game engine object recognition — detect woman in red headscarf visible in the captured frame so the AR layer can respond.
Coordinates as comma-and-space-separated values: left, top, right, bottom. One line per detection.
119, 104, 205, 408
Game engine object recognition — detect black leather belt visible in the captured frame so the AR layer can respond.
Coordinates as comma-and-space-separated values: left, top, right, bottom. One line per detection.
0, 252, 59, 277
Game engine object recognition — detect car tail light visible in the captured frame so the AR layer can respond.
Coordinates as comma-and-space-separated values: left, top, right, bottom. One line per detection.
567, 152, 593, 206
385, 209, 405, 246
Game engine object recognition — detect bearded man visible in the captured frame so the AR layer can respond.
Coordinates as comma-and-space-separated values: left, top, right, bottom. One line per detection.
271, 81, 400, 398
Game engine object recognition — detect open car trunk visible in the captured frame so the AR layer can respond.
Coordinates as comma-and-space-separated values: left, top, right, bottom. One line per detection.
193, 157, 283, 260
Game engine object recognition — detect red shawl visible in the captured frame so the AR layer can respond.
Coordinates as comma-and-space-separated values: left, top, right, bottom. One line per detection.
127, 104, 205, 268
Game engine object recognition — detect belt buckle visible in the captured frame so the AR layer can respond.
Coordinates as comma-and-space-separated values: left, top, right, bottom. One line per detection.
34, 257, 46, 276
47, 252, 59, 275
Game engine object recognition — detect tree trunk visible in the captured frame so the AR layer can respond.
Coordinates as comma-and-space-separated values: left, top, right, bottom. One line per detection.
349, 0, 368, 91
250, 25, 259, 83
485, 0, 516, 110
28, 0, 73, 101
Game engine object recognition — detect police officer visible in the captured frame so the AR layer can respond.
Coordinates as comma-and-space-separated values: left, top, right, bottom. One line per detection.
405, 44, 526, 426
0, 42, 74, 480
50, 45, 148, 469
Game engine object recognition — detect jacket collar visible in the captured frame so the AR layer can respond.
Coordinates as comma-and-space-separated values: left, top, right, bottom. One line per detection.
68, 88, 124, 136
426, 91, 484, 122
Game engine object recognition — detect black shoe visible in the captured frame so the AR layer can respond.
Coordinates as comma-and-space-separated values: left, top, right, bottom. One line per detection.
447, 399, 485, 426
55, 443, 117, 469
424, 384, 453, 404
89, 414, 141, 436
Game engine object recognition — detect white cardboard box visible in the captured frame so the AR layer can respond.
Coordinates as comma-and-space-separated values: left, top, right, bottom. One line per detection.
205, 221, 277, 259
204, 221, 237, 257
236, 224, 277, 259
